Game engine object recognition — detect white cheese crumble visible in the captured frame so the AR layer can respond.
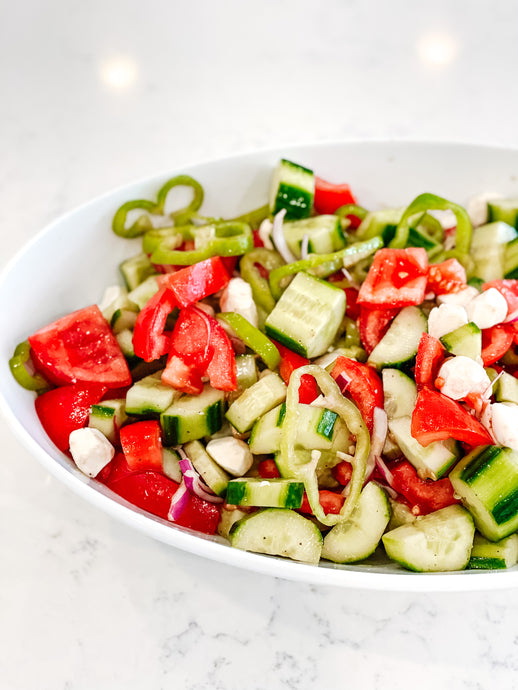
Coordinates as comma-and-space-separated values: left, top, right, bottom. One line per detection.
487, 403, 518, 451
206, 437, 253, 476
427, 303, 469, 340
465, 288, 508, 330
69, 428, 115, 478
437, 356, 491, 401
436, 286, 480, 307
220, 277, 258, 327
465, 192, 502, 228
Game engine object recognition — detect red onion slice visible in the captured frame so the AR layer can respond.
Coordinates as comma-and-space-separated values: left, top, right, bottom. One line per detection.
333, 372, 352, 393
272, 209, 297, 264
364, 407, 388, 482
300, 234, 309, 260
178, 456, 224, 504
372, 480, 398, 500
375, 454, 394, 486
168, 480, 190, 521
505, 308, 518, 323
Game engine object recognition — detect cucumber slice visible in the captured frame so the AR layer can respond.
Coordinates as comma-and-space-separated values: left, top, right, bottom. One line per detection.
450, 445, 518, 541
88, 398, 127, 444
269, 159, 315, 220
162, 447, 182, 482
230, 508, 323, 564
440, 322, 482, 361
382, 368, 417, 419
494, 371, 518, 404
368, 306, 427, 370
357, 208, 403, 244
183, 440, 230, 497
161, 385, 225, 445
217, 506, 250, 540
321, 482, 391, 563
471, 221, 518, 282
504, 237, 518, 279
226, 477, 304, 508
127, 275, 160, 310
115, 328, 137, 362
248, 402, 346, 455
487, 198, 518, 229
110, 308, 138, 335
264, 271, 346, 358
119, 252, 158, 291
468, 532, 518, 569
226, 373, 286, 434
125, 371, 181, 415
388, 416, 460, 480
283, 215, 345, 257
235, 354, 258, 390
382, 505, 475, 572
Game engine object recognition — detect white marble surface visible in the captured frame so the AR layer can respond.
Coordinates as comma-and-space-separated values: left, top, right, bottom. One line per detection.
3, 1, 518, 687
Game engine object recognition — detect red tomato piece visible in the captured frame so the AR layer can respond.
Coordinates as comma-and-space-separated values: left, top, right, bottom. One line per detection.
299, 490, 345, 515
105, 470, 178, 520
271, 341, 319, 402
97, 452, 132, 484
330, 356, 383, 433
411, 387, 494, 447
314, 176, 357, 215
358, 305, 399, 354
357, 248, 429, 308
132, 286, 176, 362
253, 230, 264, 248
205, 318, 238, 392
119, 420, 163, 472
427, 258, 466, 295
483, 279, 518, 317
481, 324, 515, 366
35, 382, 108, 452
332, 460, 353, 485
29, 306, 131, 387
390, 460, 460, 515
158, 257, 231, 308
175, 493, 221, 535
343, 287, 361, 320
414, 333, 445, 389
257, 459, 281, 479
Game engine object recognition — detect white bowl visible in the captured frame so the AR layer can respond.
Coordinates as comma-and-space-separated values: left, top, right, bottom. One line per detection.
2, 141, 518, 592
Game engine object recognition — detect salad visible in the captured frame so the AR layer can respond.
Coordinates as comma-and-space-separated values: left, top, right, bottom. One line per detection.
10, 157, 518, 573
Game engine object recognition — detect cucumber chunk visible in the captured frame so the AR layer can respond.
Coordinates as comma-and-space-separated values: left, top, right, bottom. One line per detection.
388, 416, 460, 480
494, 370, 518, 404
471, 221, 518, 282
357, 207, 403, 244
322, 482, 391, 563
450, 445, 518, 541
265, 271, 346, 358
226, 373, 287, 434
382, 368, 417, 419
487, 198, 518, 230
119, 252, 158, 291
230, 508, 323, 564
161, 385, 225, 445
88, 398, 127, 444
283, 215, 345, 257
226, 478, 304, 509
468, 532, 518, 569
382, 505, 475, 572
125, 371, 181, 415
269, 159, 315, 220
440, 322, 482, 361
504, 237, 518, 279
183, 440, 230, 497
368, 306, 427, 370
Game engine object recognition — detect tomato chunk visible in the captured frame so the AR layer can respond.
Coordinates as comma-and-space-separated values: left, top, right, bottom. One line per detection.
272, 341, 319, 403
414, 333, 445, 389
132, 286, 176, 362
390, 460, 460, 515
120, 420, 163, 472
29, 306, 131, 387
314, 176, 357, 214
358, 305, 399, 354
411, 387, 493, 447
158, 256, 231, 307
481, 324, 515, 366
357, 248, 428, 308
300, 490, 345, 515
427, 258, 466, 295
330, 356, 383, 433
35, 382, 108, 452
332, 460, 353, 486
257, 459, 281, 479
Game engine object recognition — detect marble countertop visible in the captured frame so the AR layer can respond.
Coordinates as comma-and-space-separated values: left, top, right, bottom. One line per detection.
2, 1, 518, 687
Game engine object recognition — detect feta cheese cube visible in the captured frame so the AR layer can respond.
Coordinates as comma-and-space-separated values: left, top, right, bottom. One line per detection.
206, 437, 254, 477
437, 286, 480, 307
488, 403, 518, 451
427, 303, 468, 340
465, 287, 508, 330
220, 277, 258, 327
437, 355, 491, 401
69, 428, 115, 477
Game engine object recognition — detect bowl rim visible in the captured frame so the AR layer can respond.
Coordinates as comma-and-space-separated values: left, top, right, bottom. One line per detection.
3, 138, 518, 592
